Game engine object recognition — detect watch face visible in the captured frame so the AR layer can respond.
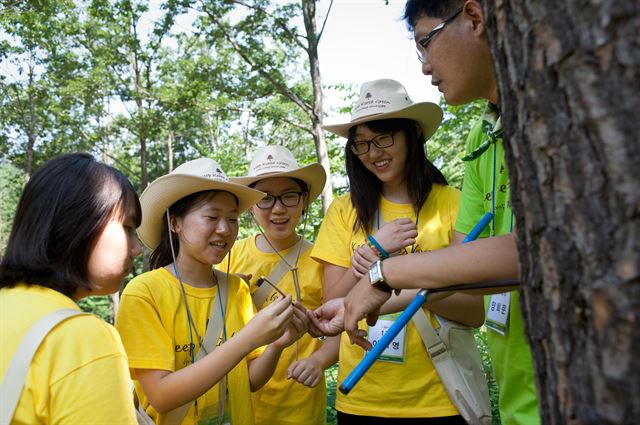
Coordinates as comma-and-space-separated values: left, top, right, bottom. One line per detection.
369, 262, 381, 284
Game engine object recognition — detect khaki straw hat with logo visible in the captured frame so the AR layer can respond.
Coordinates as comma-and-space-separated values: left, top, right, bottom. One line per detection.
138, 158, 265, 249
232, 145, 327, 204
323, 79, 442, 141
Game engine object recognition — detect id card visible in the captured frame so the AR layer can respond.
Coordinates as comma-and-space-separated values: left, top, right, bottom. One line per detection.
485, 292, 511, 335
367, 312, 406, 364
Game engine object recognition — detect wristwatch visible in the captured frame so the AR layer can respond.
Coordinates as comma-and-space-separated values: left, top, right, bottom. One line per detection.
368, 260, 393, 293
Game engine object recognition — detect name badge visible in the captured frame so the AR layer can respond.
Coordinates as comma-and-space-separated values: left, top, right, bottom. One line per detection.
485, 292, 511, 335
367, 313, 406, 364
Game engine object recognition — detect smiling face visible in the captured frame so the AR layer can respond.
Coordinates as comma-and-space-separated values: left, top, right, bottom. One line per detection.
172, 191, 240, 266
86, 202, 142, 296
250, 177, 306, 247
353, 124, 409, 188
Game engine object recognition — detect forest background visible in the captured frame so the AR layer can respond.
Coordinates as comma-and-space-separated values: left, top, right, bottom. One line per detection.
4, 0, 618, 424
3, 0, 638, 423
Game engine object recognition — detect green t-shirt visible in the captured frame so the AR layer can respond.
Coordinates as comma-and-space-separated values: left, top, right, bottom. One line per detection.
455, 103, 541, 425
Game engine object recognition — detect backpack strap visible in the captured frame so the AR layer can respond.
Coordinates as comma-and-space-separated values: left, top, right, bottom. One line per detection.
0, 308, 87, 424
412, 309, 492, 425
251, 238, 312, 308
161, 270, 229, 425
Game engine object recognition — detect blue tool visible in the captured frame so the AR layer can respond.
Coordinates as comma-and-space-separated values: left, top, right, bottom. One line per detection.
339, 212, 495, 395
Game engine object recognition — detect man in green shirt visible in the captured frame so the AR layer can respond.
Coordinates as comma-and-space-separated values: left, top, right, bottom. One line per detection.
340, 1, 542, 423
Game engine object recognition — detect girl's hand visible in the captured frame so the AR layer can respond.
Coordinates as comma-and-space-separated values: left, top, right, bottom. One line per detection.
373, 218, 417, 254
287, 356, 323, 387
350, 244, 379, 278
244, 295, 293, 349
307, 299, 344, 337
272, 302, 309, 349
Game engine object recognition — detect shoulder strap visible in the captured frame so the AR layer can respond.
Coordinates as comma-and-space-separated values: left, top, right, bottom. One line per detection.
251, 238, 312, 308
162, 271, 229, 425
411, 308, 447, 360
0, 308, 87, 424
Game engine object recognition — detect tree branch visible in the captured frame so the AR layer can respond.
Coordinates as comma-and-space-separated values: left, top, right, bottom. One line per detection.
199, 2, 313, 115
317, 0, 334, 43
229, 0, 308, 51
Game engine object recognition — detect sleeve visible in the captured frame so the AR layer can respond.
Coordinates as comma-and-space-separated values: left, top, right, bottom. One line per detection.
49, 323, 137, 424
311, 195, 354, 268
115, 278, 176, 375
455, 122, 490, 237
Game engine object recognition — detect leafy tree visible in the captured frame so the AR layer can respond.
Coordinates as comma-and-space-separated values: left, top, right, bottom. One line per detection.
0, 161, 23, 253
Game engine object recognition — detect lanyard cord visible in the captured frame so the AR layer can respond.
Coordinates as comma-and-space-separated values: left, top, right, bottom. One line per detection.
167, 210, 229, 420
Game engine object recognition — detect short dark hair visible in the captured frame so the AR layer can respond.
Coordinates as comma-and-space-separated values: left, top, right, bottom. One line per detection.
150, 190, 239, 269
403, 0, 464, 31
345, 119, 448, 234
0, 153, 142, 297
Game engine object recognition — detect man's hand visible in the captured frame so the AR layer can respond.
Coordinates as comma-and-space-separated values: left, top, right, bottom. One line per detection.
307, 298, 345, 337
344, 275, 392, 350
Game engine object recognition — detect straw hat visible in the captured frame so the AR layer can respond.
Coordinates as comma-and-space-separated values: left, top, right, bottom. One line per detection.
232, 145, 326, 204
138, 158, 265, 249
323, 79, 442, 141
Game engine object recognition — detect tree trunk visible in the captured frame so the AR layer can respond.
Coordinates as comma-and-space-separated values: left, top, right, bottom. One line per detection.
302, 0, 333, 213
484, 1, 640, 424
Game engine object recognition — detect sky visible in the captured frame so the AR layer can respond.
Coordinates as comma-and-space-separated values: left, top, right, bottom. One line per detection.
317, 0, 441, 121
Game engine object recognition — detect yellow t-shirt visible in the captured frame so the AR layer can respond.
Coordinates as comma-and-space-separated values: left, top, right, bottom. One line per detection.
115, 267, 262, 425
0, 284, 136, 424
222, 236, 326, 425
311, 184, 461, 418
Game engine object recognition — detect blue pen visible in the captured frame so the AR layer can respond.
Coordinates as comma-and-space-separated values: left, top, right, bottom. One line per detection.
339, 211, 494, 394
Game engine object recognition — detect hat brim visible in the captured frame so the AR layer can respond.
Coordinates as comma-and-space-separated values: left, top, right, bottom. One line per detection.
231, 163, 327, 205
138, 174, 265, 250
322, 102, 442, 142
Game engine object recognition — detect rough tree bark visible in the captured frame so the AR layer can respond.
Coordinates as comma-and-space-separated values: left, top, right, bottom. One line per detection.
484, 1, 640, 424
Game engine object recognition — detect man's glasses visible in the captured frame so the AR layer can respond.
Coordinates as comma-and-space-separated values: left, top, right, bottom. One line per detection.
349, 132, 395, 155
256, 191, 304, 209
416, 7, 463, 64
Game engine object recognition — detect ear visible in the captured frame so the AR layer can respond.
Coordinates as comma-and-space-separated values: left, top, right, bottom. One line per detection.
463, 0, 486, 36
169, 215, 181, 234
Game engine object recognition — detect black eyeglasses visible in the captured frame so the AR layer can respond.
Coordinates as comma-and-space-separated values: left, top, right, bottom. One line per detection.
416, 7, 463, 64
349, 132, 395, 155
256, 191, 304, 209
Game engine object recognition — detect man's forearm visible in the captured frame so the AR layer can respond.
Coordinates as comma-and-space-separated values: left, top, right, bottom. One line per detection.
382, 233, 519, 292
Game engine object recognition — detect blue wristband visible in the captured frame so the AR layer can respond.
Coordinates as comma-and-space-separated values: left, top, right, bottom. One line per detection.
367, 235, 389, 259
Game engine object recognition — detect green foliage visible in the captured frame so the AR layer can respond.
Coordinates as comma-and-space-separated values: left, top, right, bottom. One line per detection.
0, 162, 24, 252
474, 327, 502, 425
78, 295, 114, 323
325, 363, 338, 425
429, 99, 485, 189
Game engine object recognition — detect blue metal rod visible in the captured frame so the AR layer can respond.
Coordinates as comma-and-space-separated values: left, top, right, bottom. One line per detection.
339, 212, 494, 395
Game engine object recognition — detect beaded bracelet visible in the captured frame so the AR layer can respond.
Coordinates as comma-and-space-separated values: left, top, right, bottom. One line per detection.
367, 234, 389, 259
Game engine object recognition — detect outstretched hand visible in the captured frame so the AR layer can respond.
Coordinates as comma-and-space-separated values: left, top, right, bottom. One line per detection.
307, 298, 345, 338
344, 276, 392, 350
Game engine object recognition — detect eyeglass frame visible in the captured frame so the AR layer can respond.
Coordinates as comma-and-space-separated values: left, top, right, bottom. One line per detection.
255, 191, 305, 209
348, 132, 396, 156
416, 7, 463, 64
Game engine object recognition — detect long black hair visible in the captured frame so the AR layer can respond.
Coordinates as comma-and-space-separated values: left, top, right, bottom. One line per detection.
0, 153, 142, 297
150, 190, 239, 269
345, 118, 447, 234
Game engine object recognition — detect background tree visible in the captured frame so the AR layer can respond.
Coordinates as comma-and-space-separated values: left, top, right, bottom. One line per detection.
484, 1, 639, 424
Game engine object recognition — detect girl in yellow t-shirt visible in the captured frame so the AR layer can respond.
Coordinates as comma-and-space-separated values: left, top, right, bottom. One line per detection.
115, 158, 308, 425
0, 153, 141, 424
224, 145, 329, 425
313, 79, 483, 424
